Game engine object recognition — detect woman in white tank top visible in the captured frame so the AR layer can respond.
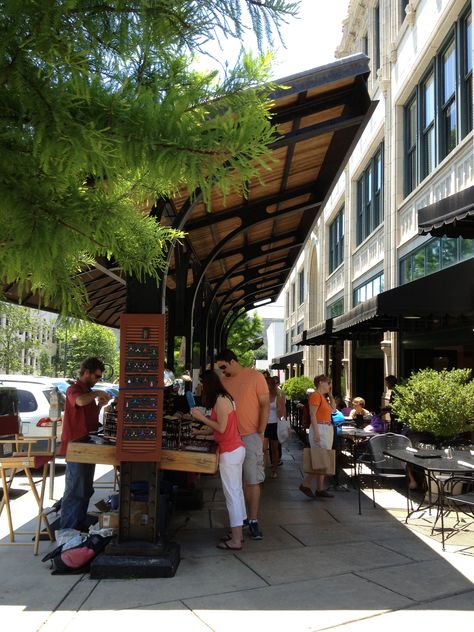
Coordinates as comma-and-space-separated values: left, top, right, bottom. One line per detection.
263, 376, 286, 478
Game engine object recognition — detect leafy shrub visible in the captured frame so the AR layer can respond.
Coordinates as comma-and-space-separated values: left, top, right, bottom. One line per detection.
390, 368, 474, 438
281, 376, 314, 402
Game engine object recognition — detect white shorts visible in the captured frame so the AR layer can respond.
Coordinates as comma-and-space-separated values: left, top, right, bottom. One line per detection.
309, 423, 334, 450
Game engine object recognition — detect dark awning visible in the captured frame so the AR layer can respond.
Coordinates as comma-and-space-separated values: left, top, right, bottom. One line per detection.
271, 350, 304, 369
305, 319, 334, 345
332, 258, 474, 338
418, 186, 474, 238
293, 331, 306, 345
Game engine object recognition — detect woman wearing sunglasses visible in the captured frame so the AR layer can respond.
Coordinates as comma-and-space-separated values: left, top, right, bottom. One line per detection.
191, 369, 246, 550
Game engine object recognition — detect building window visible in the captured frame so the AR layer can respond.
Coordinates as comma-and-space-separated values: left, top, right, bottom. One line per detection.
404, 9, 472, 195
285, 291, 289, 317
462, 11, 472, 135
298, 270, 304, 305
327, 297, 344, 319
421, 70, 436, 180
353, 273, 384, 307
400, 0, 409, 23
291, 283, 296, 312
400, 236, 474, 283
374, 3, 381, 72
329, 208, 344, 273
296, 320, 304, 335
362, 33, 368, 56
291, 327, 296, 352
441, 36, 457, 158
285, 331, 290, 353
356, 145, 384, 245
405, 95, 417, 195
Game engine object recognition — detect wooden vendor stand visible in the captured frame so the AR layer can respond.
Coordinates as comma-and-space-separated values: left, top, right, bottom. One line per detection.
66, 440, 219, 475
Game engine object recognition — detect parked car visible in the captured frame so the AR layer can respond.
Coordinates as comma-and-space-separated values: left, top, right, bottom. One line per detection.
0, 386, 20, 457
0, 376, 63, 441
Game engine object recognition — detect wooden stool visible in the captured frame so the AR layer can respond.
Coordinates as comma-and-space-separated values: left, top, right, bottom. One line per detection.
0, 437, 55, 555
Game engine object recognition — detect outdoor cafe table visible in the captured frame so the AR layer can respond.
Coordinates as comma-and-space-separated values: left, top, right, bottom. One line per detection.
383, 447, 474, 549
340, 426, 377, 480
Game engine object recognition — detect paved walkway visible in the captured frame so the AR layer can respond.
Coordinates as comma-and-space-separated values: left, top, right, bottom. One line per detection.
1, 434, 473, 631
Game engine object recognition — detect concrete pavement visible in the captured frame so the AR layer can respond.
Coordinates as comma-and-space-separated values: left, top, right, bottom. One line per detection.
1, 434, 473, 631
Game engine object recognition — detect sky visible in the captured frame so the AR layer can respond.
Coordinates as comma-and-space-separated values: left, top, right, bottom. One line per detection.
265, 0, 351, 78
196, 1, 350, 80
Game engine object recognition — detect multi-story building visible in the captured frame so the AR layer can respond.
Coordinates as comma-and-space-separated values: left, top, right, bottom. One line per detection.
281, 0, 473, 411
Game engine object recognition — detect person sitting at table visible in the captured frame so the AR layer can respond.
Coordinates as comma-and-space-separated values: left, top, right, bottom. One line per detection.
349, 397, 371, 426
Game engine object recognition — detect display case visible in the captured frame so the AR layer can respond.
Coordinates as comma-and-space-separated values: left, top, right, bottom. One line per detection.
116, 314, 165, 462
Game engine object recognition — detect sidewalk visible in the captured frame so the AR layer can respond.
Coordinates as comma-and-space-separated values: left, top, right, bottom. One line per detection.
1, 434, 473, 631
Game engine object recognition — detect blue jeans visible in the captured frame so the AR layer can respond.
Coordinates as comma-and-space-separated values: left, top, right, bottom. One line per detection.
60, 462, 96, 529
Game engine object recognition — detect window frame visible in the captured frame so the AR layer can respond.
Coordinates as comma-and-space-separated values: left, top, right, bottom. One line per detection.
439, 32, 457, 159
328, 207, 345, 274
355, 145, 384, 246
298, 270, 305, 305
403, 8, 472, 195
404, 91, 418, 196
353, 273, 385, 307
461, 9, 472, 136
399, 236, 474, 284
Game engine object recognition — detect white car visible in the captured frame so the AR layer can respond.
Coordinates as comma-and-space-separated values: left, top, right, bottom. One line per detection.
0, 376, 64, 441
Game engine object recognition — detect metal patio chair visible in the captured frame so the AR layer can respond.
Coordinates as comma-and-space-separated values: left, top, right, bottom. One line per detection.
439, 474, 474, 550
357, 432, 412, 515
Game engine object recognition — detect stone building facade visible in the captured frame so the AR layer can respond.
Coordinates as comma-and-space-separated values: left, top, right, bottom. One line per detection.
282, 0, 473, 410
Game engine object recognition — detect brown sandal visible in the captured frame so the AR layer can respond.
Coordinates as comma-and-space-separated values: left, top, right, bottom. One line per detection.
299, 484, 314, 498
217, 540, 242, 551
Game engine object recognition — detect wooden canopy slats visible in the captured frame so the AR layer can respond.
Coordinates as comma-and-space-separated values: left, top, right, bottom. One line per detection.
1, 54, 372, 339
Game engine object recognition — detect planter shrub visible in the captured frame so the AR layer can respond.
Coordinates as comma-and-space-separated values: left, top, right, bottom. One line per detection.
281, 376, 313, 402
390, 368, 474, 439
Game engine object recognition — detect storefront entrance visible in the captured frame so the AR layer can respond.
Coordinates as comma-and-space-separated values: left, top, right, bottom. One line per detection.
352, 338, 384, 413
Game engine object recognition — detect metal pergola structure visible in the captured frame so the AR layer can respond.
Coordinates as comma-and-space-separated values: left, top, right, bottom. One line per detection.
2, 54, 374, 370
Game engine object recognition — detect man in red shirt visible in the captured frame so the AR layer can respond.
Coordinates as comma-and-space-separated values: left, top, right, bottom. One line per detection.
59, 357, 111, 530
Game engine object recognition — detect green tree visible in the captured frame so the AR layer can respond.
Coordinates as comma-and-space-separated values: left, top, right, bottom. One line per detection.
55, 320, 119, 379
227, 312, 264, 367
0, 302, 41, 373
0, 1, 298, 316
38, 348, 53, 377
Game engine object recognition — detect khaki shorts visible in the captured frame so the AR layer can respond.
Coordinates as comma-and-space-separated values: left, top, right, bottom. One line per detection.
309, 423, 334, 450
242, 432, 265, 485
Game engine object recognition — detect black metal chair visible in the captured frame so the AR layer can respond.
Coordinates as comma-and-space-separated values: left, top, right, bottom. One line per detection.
439, 474, 474, 550
357, 432, 412, 515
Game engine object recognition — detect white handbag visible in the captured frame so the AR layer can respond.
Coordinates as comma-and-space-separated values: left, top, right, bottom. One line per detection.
277, 417, 291, 443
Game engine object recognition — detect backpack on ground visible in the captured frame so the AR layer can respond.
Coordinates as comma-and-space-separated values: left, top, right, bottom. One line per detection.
42, 533, 112, 575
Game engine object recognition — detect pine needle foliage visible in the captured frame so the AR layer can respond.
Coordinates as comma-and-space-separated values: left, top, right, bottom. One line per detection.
0, 0, 299, 316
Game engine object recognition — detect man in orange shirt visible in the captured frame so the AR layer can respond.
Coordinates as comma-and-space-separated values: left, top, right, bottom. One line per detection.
215, 349, 269, 540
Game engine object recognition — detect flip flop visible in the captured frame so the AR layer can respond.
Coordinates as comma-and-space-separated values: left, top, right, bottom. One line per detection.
216, 540, 242, 551
220, 534, 244, 544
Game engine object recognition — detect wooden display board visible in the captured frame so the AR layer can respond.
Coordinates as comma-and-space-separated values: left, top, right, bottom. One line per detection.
66, 441, 219, 475
116, 314, 165, 462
